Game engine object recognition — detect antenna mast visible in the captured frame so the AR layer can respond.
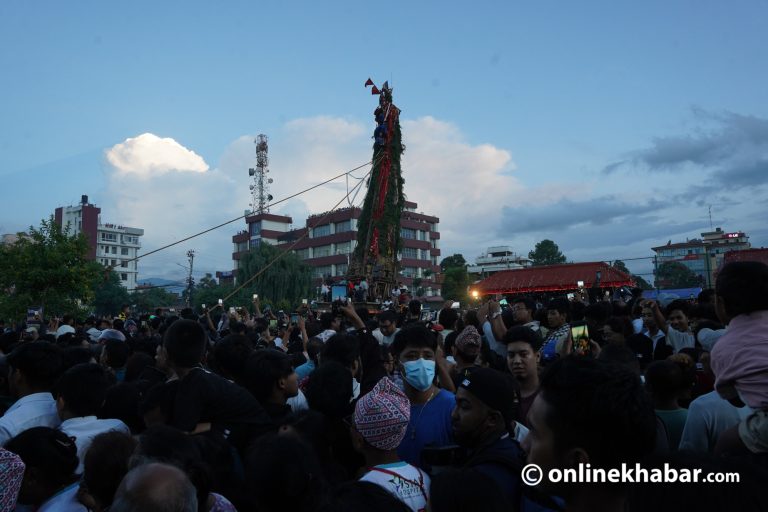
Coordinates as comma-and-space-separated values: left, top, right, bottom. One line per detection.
248, 134, 273, 214
708, 205, 713, 231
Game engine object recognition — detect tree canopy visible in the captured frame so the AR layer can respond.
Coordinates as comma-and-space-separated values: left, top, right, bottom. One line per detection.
528, 240, 567, 266
236, 243, 312, 309
440, 254, 467, 271
0, 217, 102, 319
655, 261, 702, 289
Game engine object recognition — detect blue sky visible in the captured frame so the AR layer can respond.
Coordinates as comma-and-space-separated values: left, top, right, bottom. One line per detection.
2, 1, 767, 283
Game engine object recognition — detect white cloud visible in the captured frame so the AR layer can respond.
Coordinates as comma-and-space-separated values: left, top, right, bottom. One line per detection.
105, 133, 209, 177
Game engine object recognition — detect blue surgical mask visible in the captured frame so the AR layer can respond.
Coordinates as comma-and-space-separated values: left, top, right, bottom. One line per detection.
402, 358, 436, 391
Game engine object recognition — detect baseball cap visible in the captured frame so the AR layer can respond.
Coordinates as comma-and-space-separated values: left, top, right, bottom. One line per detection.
459, 367, 520, 427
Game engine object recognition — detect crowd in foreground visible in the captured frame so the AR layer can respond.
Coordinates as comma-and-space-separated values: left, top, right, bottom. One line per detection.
0, 260, 766, 511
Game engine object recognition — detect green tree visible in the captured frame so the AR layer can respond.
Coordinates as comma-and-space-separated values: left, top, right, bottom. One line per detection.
0, 217, 102, 320
528, 240, 567, 266
612, 260, 630, 274
237, 243, 312, 308
441, 266, 470, 303
654, 261, 701, 289
440, 254, 467, 271
92, 271, 130, 316
633, 274, 654, 290
130, 286, 180, 313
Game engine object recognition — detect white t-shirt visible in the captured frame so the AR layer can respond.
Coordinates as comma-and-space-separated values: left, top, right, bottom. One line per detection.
360, 461, 430, 512
59, 416, 131, 474
665, 327, 695, 353
373, 328, 400, 346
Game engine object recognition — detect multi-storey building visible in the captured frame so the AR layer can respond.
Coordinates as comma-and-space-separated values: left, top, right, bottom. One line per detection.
230, 200, 443, 299
467, 246, 532, 277
54, 195, 144, 290
652, 227, 750, 288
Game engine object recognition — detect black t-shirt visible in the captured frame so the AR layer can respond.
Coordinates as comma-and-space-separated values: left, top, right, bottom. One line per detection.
171, 367, 272, 435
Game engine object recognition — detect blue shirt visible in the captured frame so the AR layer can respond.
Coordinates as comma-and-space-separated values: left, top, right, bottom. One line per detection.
397, 389, 455, 468
295, 360, 316, 380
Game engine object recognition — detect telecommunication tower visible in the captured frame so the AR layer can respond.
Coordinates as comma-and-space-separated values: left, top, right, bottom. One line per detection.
248, 134, 274, 214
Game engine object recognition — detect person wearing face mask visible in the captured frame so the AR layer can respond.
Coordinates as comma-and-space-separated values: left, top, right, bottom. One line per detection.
391, 325, 456, 468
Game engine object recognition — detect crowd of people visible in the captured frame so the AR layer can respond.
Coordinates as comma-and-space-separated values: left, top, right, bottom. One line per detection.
0, 260, 766, 511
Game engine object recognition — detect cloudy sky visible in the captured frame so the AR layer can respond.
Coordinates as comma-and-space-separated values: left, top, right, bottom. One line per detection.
1, 1, 767, 285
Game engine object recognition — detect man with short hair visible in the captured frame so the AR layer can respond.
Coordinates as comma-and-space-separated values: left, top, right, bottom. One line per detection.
55, 314, 76, 339
646, 299, 695, 353
353, 377, 430, 511
503, 326, 542, 428
0, 342, 63, 445
640, 304, 671, 360
111, 463, 197, 512
55, 363, 130, 474
522, 358, 657, 512
243, 349, 299, 425
159, 319, 272, 450
540, 298, 570, 364
392, 326, 455, 467
452, 367, 524, 505
317, 312, 342, 342
373, 309, 400, 346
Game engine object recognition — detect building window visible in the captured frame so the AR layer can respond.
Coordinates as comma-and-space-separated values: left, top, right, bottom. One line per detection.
335, 263, 348, 275
120, 273, 128, 281
313, 245, 332, 258
250, 239, 261, 249
313, 265, 332, 278
335, 241, 352, 254
313, 224, 331, 238
121, 261, 128, 268
401, 228, 416, 240
418, 230, 427, 241
402, 267, 419, 278
335, 220, 351, 233
402, 247, 418, 259
250, 222, 262, 237
121, 247, 129, 255
294, 248, 310, 260
111, 246, 117, 254
111, 259, 117, 267
101, 233, 117, 242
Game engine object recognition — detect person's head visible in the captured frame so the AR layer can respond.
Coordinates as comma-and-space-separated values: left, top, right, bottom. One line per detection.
462, 310, 481, 330
452, 367, 519, 448
211, 334, 253, 383
598, 344, 641, 376
429, 468, 512, 512
546, 298, 570, 329
246, 434, 328, 512
715, 261, 768, 322
6, 341, 63, 398
454, 325, 482, 363
111, 463, 197, 512
380, 345, 395, 376
320, 312, 341, 332
522, 357, 656, 497
697, 288, 716, 306
80, 431, 138, 512
377, 309, 398, 336
6, 427, 78, 506
321, 333, 361, 378
138, 381, 179, 429
503, 326, 542, 382
304, 361, 354, 420
99, 328, 126, 344
162, 319, 206, 369
62, 346, 97, 371
438, 307, 458, 330
132, 425, 211, 509
55, 363, 113, 419
351, 377, 410, 455
318, 481, 411, 512
390, 325, 438, 392
602, 316, 633, 344
23, 326, 39, 342
641, 305, 658, 331
407, 299, 422, 318
665, 300, 690, 332
511, 297, 536, 324
102, 339, 131, 370
244, 349, 299, 404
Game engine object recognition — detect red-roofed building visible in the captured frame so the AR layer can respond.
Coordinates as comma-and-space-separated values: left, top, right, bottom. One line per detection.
473, 261, 634, 296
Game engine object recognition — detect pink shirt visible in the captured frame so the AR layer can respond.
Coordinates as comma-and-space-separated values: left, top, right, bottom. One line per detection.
711, 310, 768, 410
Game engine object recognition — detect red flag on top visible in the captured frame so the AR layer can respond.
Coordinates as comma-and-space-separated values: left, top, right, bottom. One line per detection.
365, 78, 374, 87
371, 85, 380, 95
